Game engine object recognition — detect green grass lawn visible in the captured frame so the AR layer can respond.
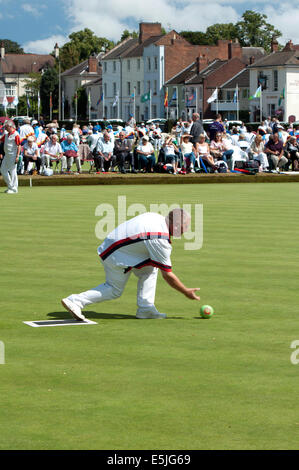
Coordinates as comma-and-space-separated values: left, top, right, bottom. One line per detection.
0, 182, 299, 450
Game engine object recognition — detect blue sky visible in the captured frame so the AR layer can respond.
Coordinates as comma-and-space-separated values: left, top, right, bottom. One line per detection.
0, 0, 297, 54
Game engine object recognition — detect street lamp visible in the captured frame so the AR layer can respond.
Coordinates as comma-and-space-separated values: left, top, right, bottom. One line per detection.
54, 43, 61, 121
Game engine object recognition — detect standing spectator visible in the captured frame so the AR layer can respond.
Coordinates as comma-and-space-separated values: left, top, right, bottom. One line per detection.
23, 136, 41, 174
38, 115, 45, 128
94, 132, 115, 172
208, 114, 224, 143
0, 120, 21, 194
114, 131, 135, 174
265, 133, 288, 172
190, 113, 204, 149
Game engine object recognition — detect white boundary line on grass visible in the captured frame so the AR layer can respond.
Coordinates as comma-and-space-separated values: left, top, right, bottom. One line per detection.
23, 319, 98, 327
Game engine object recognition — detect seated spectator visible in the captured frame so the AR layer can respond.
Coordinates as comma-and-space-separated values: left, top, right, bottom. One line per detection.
264, 133, 288, 172
114, 131, 136, 174
221, 131, 234, 164
42, 134, 63, 171
230, 127, 240, 146
163, 136, 179, 174
136, 135, 156, 173
94, 132, 115, 172
195, 134, 216, 171
285, 136, 299, 171
249, 134, 269, 172
61, 134, 81, 173
23, 136, 41, 174
180, 134, 196, 173
238, 134, 251, 153
209, 133, 225, 161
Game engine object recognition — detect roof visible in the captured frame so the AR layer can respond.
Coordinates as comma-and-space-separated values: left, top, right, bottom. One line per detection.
123, 35, 163, 58
165, 61, 197, 85
186, 60, 226, 84
220, 68, 249, 89
0, 53, 55, 74
61, 56, 102, 77
241, 47, 265, 64
248, 50, 299, 68
102, 37, 138, 60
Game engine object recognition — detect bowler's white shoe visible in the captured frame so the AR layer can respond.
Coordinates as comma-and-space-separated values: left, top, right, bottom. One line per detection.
6, 189, 16, 194
136, 307, 167, 319
61, 298, 86, 321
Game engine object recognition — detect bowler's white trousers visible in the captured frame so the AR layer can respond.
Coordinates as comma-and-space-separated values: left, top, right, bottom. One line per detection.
1, 154, 18, 191
68, 258, 158, 313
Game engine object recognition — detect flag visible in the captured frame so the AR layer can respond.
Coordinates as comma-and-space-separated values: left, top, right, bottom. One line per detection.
97, 92, 103, 106
27, 95, 31, 109
13, 96, 19, 107
164, 89, 168, 108
37, 91, 40, 110
2, 95, 8, 109
141, 91, 150, 103
49, 93, 52, 109
186, 93, 195, 106
249, 85, 261, 100
112, 94, 119, 107
233, 87, 238, 103
207, 88, 218, 103
129, 92, 135, 103
168, 88, 177, 106
88, 90, 91, 104
278, 88, 285, 106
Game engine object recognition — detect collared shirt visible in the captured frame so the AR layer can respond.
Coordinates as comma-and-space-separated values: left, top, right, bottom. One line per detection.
61, 140, 78, 153
96, 138, 114, 154
43, 141, 63, 158
98, 212, 172, 272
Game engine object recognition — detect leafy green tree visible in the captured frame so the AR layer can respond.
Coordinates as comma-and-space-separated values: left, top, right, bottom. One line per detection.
205, 23, 239, 44
0, 39, 24, 53
236, 10, 281, 52
40, 67, 58, 118
179, 30, 213, 45
120, 29, 138, 42
59, 28, 114, 71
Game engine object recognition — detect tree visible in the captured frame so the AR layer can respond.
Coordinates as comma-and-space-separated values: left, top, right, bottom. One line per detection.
0, 39, 24, 54
236, 10, 281, 52
205, 23, 239, 44
22, 72, 42, 116
120, 29, 138, 42
59, 28, 115, 71
179, 30, 213, 45
40, 67, 58, 118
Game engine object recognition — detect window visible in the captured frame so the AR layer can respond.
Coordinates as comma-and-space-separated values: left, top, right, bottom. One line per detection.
104, 62, 107, 73
113, 61, 116, 72
127, 82, 131, 95
147, 80, 151, 93
137, 81, 141, 95
147, 57, 151, 71
273, 70, 278, 91
242, 89, 249, 98
127, 60, 130, 71
137, 59, 141, 70
154, 80, 157, 94
5, 84, 16, 96
154, 56, 158, 70
152, 104, 157, 118
113, 82, 117, 96
104, 83, 107, 97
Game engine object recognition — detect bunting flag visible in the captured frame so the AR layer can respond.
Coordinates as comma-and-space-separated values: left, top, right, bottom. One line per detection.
249, 85, 261, 100
169, 88, 177, 106
164, 89, 168, 108
97, 92, 103, 106
207, 88, 218, 103
13, 96, 19, 107
186, 93, 195, 106
112, 94, 119, 107
141, 91, 150, 103
278, 88, 285, 106
2, 95, 8, 109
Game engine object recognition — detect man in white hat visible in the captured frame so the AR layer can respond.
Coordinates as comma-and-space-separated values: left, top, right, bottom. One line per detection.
0, 120, 21, 193
61, 208, 200, 320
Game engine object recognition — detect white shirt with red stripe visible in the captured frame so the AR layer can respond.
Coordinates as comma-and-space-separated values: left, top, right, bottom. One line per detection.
98, 212, 172, 272
1, 130, 21, 158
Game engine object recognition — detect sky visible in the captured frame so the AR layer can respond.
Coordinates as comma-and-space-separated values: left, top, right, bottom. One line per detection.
0, 0, 298, 54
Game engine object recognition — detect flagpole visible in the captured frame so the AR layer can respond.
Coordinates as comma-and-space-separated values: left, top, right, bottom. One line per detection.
133, 87, 136, 121
149, 89, 152, 120
166, 87, 169, 120
88, 89, 91, 121
195, 88, 198, 114
216, 88, 219, 115
176, 86, 179, 120
62, 90, 65, 121
236, 84, 239, 121
75, 90, 78, 123
260, 88, 262, 122
117, 91, 120, 119
102, 91, 105, 119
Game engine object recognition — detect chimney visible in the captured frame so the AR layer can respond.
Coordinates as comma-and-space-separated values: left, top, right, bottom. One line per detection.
139, 22, 162, 44
0, 42, 5, 60
228, 39, 242, 60
271, 36, 279, 53
283, 40, 294, 51
88, 53, 98, 73
196, 55, 207, 74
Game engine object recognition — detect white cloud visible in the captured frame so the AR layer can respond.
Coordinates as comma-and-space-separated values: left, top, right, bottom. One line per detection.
264, 4, 299, 45
21, 3, 44, 17
23, 35, 67, 54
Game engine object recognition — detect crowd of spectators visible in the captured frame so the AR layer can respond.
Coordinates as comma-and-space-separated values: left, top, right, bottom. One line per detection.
1, 113, 299, 177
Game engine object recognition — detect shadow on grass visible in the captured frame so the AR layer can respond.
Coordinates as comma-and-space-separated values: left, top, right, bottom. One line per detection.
47, 310, 136, 320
